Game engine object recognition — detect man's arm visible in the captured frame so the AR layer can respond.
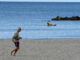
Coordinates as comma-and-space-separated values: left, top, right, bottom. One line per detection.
12, 36, 22, 40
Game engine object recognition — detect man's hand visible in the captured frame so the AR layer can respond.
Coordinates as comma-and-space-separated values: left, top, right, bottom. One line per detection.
18, 37, 22, 40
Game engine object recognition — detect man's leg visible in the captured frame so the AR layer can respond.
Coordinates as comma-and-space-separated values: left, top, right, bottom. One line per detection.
13, 47, 19, 56
11, 50, 14, 55
11, 47, 19, 56
13, 42, 20, 56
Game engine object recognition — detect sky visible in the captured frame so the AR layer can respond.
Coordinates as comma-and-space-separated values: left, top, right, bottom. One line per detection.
0, 0, 80, 2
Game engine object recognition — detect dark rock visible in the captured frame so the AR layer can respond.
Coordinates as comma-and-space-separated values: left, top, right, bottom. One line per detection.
56, 16, 62, 20
52, 16, 80, 21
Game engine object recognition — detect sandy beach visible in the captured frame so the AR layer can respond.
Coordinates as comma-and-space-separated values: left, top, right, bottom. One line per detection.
0, 38, 80, 60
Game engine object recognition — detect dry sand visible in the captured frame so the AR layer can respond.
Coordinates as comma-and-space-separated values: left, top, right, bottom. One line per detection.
0, 38, 80, 60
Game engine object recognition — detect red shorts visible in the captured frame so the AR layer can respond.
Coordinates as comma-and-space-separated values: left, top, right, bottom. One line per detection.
14, 42, 19, 47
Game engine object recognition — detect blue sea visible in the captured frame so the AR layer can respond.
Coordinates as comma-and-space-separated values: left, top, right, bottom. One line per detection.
0, 2, 80, 39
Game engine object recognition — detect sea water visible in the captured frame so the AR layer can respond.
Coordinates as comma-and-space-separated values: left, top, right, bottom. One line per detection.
0, 2, 80, 39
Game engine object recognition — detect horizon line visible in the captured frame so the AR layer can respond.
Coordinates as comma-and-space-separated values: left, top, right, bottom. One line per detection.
0, 1, 80, 2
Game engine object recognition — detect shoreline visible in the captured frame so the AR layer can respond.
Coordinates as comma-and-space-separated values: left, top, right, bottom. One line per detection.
0, 38, 80, 40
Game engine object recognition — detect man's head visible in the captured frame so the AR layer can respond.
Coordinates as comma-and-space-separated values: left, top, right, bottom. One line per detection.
17, 27, 21, 32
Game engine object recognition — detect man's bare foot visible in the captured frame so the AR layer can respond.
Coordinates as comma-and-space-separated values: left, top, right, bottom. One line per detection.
11, 51, 13, 55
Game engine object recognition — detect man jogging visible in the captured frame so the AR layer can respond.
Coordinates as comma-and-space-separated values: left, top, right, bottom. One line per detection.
11, 27, 22, 56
